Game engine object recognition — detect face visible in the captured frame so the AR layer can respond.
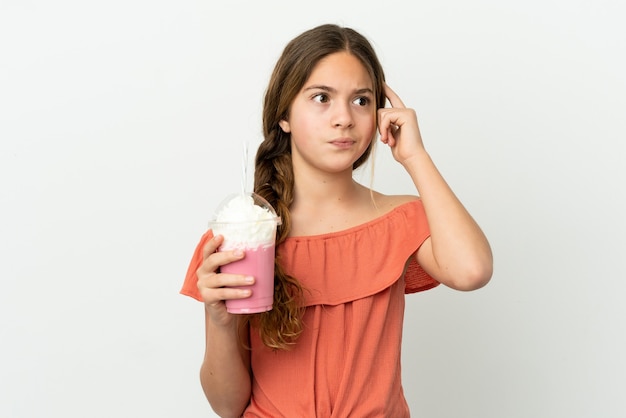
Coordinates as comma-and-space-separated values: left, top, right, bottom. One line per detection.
279, 51, 377, 176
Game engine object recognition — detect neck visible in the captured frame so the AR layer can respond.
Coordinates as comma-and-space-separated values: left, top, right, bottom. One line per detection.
288, 165, 380, 237
292, 167, 364, 209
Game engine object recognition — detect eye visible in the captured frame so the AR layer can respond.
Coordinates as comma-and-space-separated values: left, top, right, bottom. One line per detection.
353, 96, 370, 106
312, 93, 330, 103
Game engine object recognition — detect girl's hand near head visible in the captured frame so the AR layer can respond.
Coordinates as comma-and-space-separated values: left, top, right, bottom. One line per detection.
377, 84, 426, 166
196, 233, 254, 326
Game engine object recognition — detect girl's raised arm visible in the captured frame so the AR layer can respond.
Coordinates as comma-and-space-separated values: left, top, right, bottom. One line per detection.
378, 85, 493, 290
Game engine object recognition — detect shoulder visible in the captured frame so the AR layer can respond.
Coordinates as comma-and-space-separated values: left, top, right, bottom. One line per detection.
371, 192, 420, 214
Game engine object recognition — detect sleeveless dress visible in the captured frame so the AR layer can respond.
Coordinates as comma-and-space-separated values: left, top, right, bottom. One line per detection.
181, 199, 439, 417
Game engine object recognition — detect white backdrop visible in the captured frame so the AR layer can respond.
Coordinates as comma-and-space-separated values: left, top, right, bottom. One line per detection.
1, 1, 625, 417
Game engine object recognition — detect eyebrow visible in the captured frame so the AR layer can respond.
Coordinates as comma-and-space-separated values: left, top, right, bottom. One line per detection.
304, 84, 374, 95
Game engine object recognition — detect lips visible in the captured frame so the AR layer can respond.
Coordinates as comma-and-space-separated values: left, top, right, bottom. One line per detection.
329, 138, 356, 148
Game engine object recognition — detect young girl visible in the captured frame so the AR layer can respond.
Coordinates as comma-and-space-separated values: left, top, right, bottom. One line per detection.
181, 24, 492, 417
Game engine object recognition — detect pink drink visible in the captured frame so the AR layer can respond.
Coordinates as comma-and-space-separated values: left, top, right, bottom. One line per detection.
209, 192, 281, 315
221, 243, 275, 314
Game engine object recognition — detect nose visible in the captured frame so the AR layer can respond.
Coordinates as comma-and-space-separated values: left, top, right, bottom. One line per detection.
330, 102, 354, 128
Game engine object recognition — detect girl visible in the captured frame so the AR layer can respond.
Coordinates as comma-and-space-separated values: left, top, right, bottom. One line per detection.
181, 24, 492, 417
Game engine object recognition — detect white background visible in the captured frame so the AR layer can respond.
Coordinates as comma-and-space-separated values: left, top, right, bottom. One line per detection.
1, 0, 625, 417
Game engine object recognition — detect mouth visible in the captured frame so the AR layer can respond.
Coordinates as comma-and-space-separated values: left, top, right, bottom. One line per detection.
329, 138, 356, 149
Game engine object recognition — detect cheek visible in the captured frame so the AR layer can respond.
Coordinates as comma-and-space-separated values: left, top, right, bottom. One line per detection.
363, 113, 378, 137
359, 116, 377, 148
290, 112, 322, 138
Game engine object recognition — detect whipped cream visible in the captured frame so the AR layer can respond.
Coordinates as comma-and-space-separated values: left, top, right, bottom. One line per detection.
211, 193, 279, 249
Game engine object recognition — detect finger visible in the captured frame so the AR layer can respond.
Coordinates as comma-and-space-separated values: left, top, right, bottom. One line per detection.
384, 84, 406, 109
219, 287, 253, 301
207, 272, 255, 289
377, 110, 388, 143
377, 109, 393, 144
202, 232, 223, 260
198, 248, 245, 279
199, 272, 254, 305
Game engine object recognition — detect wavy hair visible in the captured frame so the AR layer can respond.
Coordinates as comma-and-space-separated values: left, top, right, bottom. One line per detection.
246, 24, 386, 350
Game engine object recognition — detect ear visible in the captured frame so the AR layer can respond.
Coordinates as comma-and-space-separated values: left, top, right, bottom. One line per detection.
278, 119, 291, 133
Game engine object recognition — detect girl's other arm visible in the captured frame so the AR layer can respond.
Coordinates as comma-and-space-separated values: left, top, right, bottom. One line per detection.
406, 150, 493, 290
379, 85, 493, 290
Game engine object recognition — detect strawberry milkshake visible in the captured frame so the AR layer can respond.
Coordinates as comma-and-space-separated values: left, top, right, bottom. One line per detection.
209, 193, 280, 314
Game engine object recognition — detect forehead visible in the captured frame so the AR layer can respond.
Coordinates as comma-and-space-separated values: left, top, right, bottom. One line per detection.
306, 52, 373, 88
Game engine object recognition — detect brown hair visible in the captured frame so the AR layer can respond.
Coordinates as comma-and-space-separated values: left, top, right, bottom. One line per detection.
248, 24, 386, 349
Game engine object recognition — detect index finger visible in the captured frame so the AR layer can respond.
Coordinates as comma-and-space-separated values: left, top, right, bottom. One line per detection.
384, 84, 406, 109
202, 232, 223, 260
